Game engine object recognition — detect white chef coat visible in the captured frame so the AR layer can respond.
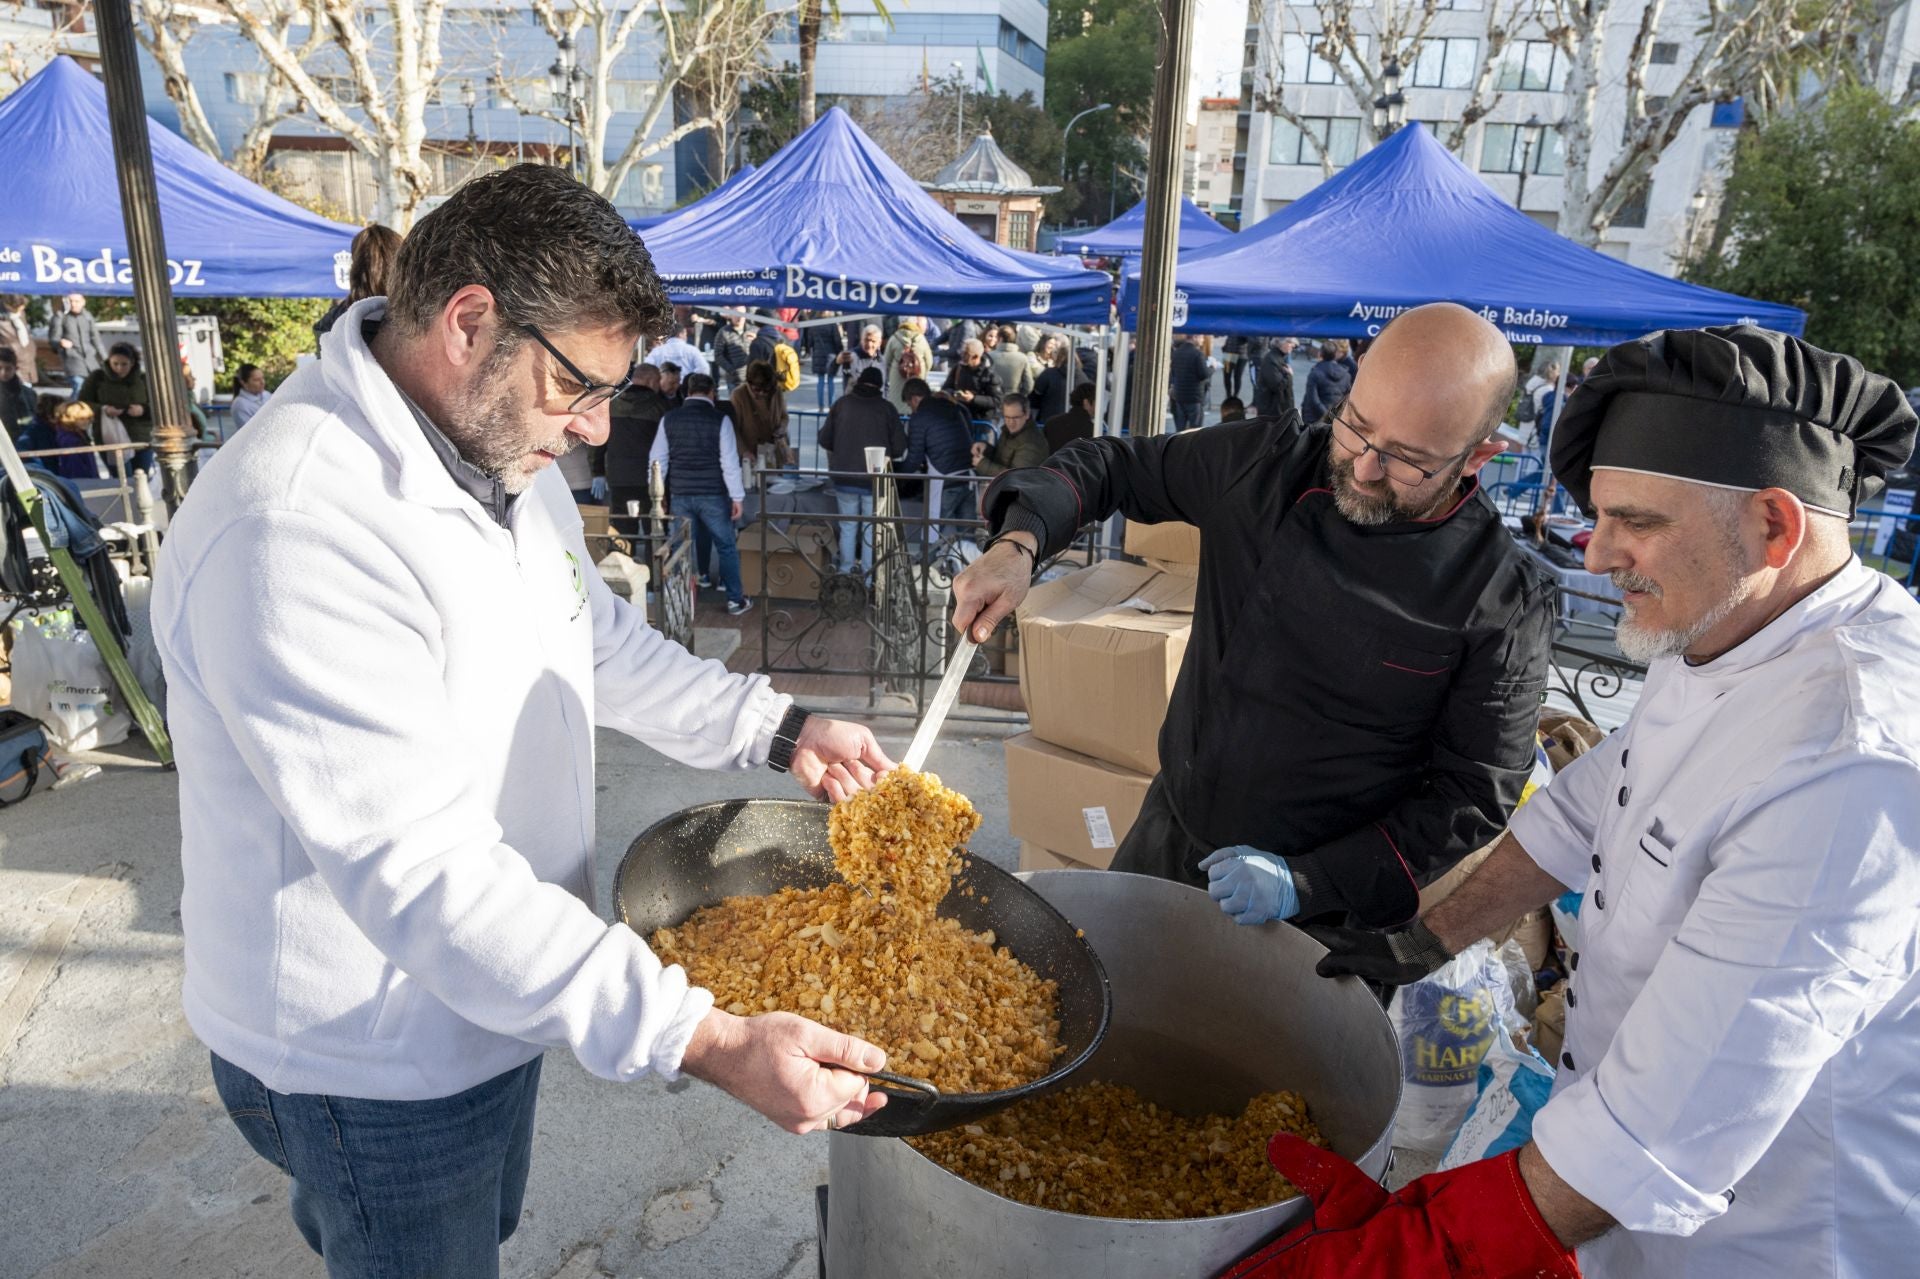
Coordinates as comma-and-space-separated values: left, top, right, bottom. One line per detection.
1510, 559, 1920, 1279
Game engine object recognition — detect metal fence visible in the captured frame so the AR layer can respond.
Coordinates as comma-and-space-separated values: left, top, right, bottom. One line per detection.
744, 465, 1115, 719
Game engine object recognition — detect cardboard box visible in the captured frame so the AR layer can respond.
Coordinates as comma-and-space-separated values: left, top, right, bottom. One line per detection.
737, 525, 832, 600
1004, 732, 1154, 870
1018, 841, 1086, 872
1016, 561, 1193, 775
1124, 519, 1201, 574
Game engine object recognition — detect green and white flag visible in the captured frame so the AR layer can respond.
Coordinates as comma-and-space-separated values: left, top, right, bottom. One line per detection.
976, 45, 995, 95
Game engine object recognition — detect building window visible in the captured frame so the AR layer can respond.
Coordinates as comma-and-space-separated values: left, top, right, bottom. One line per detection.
1496, 40, 1568, 92
1649, 42, 1680, 65
825, 14, 889, 43
1645, 94, 1669, 115
996, 20, 1046, 74
225, 72, 266, 105
1280, 33, 1371, 86
1612, 181, 1651, 228
1480, 122, 1564, 175
606, 79, 662, 113
1411, 37, 1479, 89
1007, 209, 1033, 250
1269, 115, 1361, 166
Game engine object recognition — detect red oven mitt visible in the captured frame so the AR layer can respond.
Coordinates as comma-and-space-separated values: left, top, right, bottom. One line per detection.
1218, 1135, 1582, 1279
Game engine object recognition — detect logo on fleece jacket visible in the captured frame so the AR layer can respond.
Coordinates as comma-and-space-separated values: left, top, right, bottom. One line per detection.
565, 550, 586, 621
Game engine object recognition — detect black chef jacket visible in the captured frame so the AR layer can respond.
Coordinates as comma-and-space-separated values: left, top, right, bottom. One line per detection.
986, 416, 1554, 927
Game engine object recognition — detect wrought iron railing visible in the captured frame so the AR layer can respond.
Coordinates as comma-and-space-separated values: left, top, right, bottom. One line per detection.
746, 465, 1114, 718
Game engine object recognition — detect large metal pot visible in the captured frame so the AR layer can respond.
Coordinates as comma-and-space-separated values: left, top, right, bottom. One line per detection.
825, 870, 1400, 1278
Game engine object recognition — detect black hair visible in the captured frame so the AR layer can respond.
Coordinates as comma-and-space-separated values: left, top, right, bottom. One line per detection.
383, 164, 671, 348
683, 371, 717, 397
1069, 381, 1096, 409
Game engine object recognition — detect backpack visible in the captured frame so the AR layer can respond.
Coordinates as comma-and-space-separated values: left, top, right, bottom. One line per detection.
771, 342, 801, 392
0, 708, 53, 806
1515, 390, 1538, 424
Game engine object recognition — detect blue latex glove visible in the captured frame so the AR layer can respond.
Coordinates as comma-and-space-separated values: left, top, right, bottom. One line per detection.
1198, 846, 1300, 926
590, 476, 610, 502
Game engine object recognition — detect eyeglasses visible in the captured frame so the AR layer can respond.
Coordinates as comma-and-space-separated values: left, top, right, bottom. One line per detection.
522, 324, 634, 414
1327, 405, 1472, 485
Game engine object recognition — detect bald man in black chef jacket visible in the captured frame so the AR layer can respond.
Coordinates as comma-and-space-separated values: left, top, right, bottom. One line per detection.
951, 304, 1554, 932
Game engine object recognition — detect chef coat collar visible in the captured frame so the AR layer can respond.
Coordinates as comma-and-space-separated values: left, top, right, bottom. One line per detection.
1674, 558, 1877, 680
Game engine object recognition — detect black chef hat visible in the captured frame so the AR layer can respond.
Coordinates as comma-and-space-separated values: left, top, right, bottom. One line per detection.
1551, 325, 1917, 518
856, 366, 884, 389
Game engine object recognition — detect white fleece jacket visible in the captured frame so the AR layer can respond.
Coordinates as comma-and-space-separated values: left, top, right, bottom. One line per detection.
153, 298, 787, 1100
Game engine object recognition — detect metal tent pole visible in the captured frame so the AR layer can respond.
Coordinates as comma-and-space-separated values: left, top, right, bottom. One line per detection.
1124, 0, 1198, 439
94, 0, 196, 510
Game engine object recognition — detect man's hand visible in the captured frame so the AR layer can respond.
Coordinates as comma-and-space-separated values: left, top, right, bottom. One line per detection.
951, 532, 1036, 643
58, 338, 72, 349
789, 715, 895, 803
1299, 918, 1452, 986
1218, 1137, 1582, 1278
679, 1009, 889, 1134
730, 499, 743, 522
1199, 847, 1300, 925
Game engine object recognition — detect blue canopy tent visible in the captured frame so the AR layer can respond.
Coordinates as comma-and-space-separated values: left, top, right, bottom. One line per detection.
628, 164, 754, 233
1055, 195, 1235, 259
640, 108, 1111, 323
1125, 124, 1805, 343
0, 57, 355, 297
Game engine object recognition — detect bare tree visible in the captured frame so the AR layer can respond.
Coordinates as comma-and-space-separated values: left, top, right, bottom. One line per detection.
209, 0, 449, 228
492, 0, 766, 203
1251, 0, 1543, 175
136, 0, 326, 180
0, 0, 85, 90
1544, 0, 1905, 244
679, 0, 782, 182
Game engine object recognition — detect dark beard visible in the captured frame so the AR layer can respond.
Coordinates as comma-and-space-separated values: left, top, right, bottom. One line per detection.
1328, 437, 1467, 525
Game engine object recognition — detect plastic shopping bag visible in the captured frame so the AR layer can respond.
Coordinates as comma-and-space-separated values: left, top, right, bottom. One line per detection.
1388, 938, 1522, 1153
7, 610, 131, 752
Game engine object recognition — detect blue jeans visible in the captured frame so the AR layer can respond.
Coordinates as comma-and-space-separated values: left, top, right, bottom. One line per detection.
834, 484, 873, 571
210, 1052, 542, 1279
1172, 398, 1206, 431
815, 371, 837, 411
679, 493, 745, 604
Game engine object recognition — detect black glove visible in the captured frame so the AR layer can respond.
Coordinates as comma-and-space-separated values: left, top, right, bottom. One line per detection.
1300, 918, 1452, 986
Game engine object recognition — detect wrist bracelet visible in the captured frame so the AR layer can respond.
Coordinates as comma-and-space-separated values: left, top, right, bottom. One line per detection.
985, 533, 1038, 567
766, 704, 812, 773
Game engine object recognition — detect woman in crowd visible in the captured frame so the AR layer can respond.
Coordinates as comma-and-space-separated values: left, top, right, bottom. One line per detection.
729, 359, 794, 471
231, 364, 271, 430
17, 391, 64, 455
314, 224, 402, 347
1030, 336, 1076, 422
76, 341, 152, 473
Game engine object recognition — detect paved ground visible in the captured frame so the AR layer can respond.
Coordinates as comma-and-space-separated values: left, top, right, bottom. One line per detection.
0, 713, 1024, 1279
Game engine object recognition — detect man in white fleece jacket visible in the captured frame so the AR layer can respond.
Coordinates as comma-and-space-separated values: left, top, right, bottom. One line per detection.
153, 165, 896, 1279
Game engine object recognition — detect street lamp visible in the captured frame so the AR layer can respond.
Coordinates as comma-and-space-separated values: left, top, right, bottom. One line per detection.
1371, 57, 1406, 136
1687, 187, 1709, 260
549, 32, 585, 179
462, 80, 478, 151
1515, 113, 1542, 209
1060, 102, 1112, 181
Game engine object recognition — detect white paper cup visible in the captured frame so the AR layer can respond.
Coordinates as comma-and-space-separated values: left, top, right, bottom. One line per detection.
864, 446, 888, 473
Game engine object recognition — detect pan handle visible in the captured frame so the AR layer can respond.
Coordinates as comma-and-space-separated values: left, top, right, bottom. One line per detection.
865, 1069, 942, 1105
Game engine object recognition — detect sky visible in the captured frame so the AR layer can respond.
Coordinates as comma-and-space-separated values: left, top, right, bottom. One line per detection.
1190, 0, 1252, 109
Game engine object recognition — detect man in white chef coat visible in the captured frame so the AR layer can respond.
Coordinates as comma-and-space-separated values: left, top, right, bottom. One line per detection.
1221, 326, 1920, 1279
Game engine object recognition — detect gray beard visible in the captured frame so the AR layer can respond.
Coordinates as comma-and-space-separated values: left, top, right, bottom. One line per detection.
1613, 577, 1755, 664
437, 348, 570, 495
